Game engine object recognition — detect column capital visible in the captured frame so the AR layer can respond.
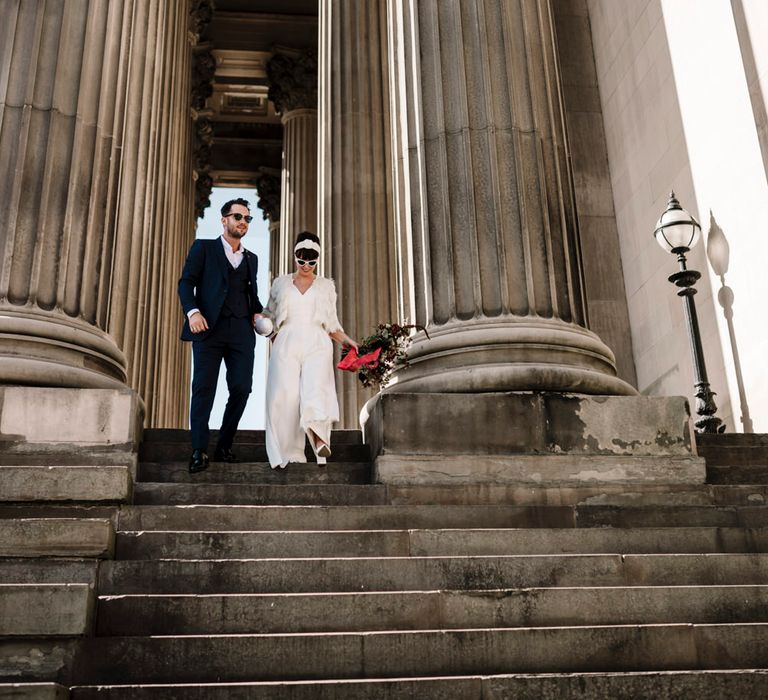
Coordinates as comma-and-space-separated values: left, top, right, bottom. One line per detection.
191, 45, 216, 112
188, 0, 215, 45
193, 118, 214, 219
255, 168, 282, 223
266, 47, 318, 114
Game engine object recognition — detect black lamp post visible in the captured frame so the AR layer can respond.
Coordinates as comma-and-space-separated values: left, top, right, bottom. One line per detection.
654, 192, 724, 434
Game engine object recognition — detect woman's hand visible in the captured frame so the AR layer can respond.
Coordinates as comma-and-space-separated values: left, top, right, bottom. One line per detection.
330, 330, 358, 351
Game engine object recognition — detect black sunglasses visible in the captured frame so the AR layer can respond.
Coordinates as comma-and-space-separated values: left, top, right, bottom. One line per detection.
295, 257, 318, 267
224, 212, 253, 223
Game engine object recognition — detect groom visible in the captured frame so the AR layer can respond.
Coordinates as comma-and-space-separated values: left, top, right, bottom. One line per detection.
178, 197, 264, 473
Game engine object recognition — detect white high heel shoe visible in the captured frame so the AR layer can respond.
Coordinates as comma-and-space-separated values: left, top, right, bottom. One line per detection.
309, 431, 331, 464
317, 442, 331, 458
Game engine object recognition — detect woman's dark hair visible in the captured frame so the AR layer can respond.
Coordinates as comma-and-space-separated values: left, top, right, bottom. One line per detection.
294, 231, 320, 261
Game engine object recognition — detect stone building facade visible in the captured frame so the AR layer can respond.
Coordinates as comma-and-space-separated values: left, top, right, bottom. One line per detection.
1, 0, 766, 434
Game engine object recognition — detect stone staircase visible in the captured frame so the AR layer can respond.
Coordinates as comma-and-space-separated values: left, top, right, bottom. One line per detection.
3, 430, 768, 697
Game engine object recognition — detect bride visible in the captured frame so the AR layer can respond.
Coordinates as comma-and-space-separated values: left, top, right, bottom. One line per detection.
263, 231, 358, 469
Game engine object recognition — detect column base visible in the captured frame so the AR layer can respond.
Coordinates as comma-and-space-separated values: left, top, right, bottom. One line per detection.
387, 317, 637, 395
361, 392, 704, 486
0, 307, 127, 388
0, 386, 143, 482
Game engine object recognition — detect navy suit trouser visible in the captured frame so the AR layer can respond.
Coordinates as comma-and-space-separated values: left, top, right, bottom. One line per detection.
190, 315, 255, 452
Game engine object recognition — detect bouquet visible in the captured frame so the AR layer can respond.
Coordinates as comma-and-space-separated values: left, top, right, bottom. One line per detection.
337, 323, 428, 389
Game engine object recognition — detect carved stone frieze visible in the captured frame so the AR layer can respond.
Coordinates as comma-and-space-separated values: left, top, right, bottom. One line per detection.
266, 48, 318, 114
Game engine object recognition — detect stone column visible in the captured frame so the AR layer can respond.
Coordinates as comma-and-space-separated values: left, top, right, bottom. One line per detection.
104, 0, 200, 428
0, 0, 129, 388
319, 0, 400, 426
0, 0, 206, 428
140, 2, 200, 428
267, 49, 318, 275
255, 167, 282, 283
386, 0, 634, 395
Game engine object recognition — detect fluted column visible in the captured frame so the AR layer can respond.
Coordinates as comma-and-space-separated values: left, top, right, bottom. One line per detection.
137, 2, 199, 428
0, 0, 205, 426
319, 0, 399, 426
0, 0, 129, 388
267, 49, 318, 275
101, 0, 199, 428
386, 0, 635, 395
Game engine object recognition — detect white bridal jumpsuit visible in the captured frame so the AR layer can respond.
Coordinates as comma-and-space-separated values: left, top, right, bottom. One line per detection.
265, 278, 341, 469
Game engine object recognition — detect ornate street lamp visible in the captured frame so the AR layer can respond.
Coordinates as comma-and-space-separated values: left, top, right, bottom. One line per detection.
654, 192, 724, 433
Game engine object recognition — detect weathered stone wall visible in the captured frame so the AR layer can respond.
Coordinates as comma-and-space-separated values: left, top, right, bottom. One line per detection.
586, 0, 735, 428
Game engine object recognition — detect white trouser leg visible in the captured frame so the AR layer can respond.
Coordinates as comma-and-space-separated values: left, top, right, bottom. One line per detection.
265, 343, 304, 468
299, 342, 338, 456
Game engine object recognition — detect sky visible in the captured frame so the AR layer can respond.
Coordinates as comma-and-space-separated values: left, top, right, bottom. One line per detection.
192, 187, 271, 430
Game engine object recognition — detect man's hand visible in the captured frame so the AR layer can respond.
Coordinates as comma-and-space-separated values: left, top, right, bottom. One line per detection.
252, 313, 264, 327
189, 311, 209, 334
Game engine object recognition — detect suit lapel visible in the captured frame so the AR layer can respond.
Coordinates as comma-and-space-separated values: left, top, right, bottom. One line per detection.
212, 238, 229, 280
245, 250, 258, 287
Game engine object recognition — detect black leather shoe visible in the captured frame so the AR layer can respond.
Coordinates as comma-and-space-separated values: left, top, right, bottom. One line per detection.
189, 449, 209, 474
213, 446, 238, 463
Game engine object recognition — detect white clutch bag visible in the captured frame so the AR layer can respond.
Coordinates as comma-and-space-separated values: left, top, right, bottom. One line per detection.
254, 317, 274, 336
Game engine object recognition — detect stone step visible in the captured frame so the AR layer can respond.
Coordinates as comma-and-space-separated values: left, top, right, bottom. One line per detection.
385, 483, 725, 506
0, 454, 132, 468
141, 428, 364, 445
0, 684, 69, 699
97, 552, 768, 595
136, 462, 371, 485
0, 639, 78, 685
133, 476, 768, 504
66, 670, 768, 700
0, 506, 119, 521
709, 466, 768, 484
575, 504, 768, 528
0, 519, 114, 558
95, 584, 768, 635
698, 433, 768, 448
132, 483, 385, 506
113, 527, 768, 561
116, 503, 768, 531
0, 560, 98, 586
698, 434, 768, 467
389, 483, 768, 506
0, 467, 131, 504
0, 584, 94, 636
138, 442, 370, 464
117, 504, 576, 531
63, 623, 768, 684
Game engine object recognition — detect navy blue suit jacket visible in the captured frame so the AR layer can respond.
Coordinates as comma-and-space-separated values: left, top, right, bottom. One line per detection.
178, 238, 264, 342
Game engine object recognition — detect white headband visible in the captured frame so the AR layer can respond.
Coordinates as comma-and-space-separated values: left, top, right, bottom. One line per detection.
294, 240, 321, 254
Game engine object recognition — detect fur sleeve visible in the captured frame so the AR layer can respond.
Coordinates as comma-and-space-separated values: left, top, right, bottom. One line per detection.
319, 277, 344, 333
264, 275, 291, 330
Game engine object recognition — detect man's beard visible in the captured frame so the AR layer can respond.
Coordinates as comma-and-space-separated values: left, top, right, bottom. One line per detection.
228, 227, 245, 238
